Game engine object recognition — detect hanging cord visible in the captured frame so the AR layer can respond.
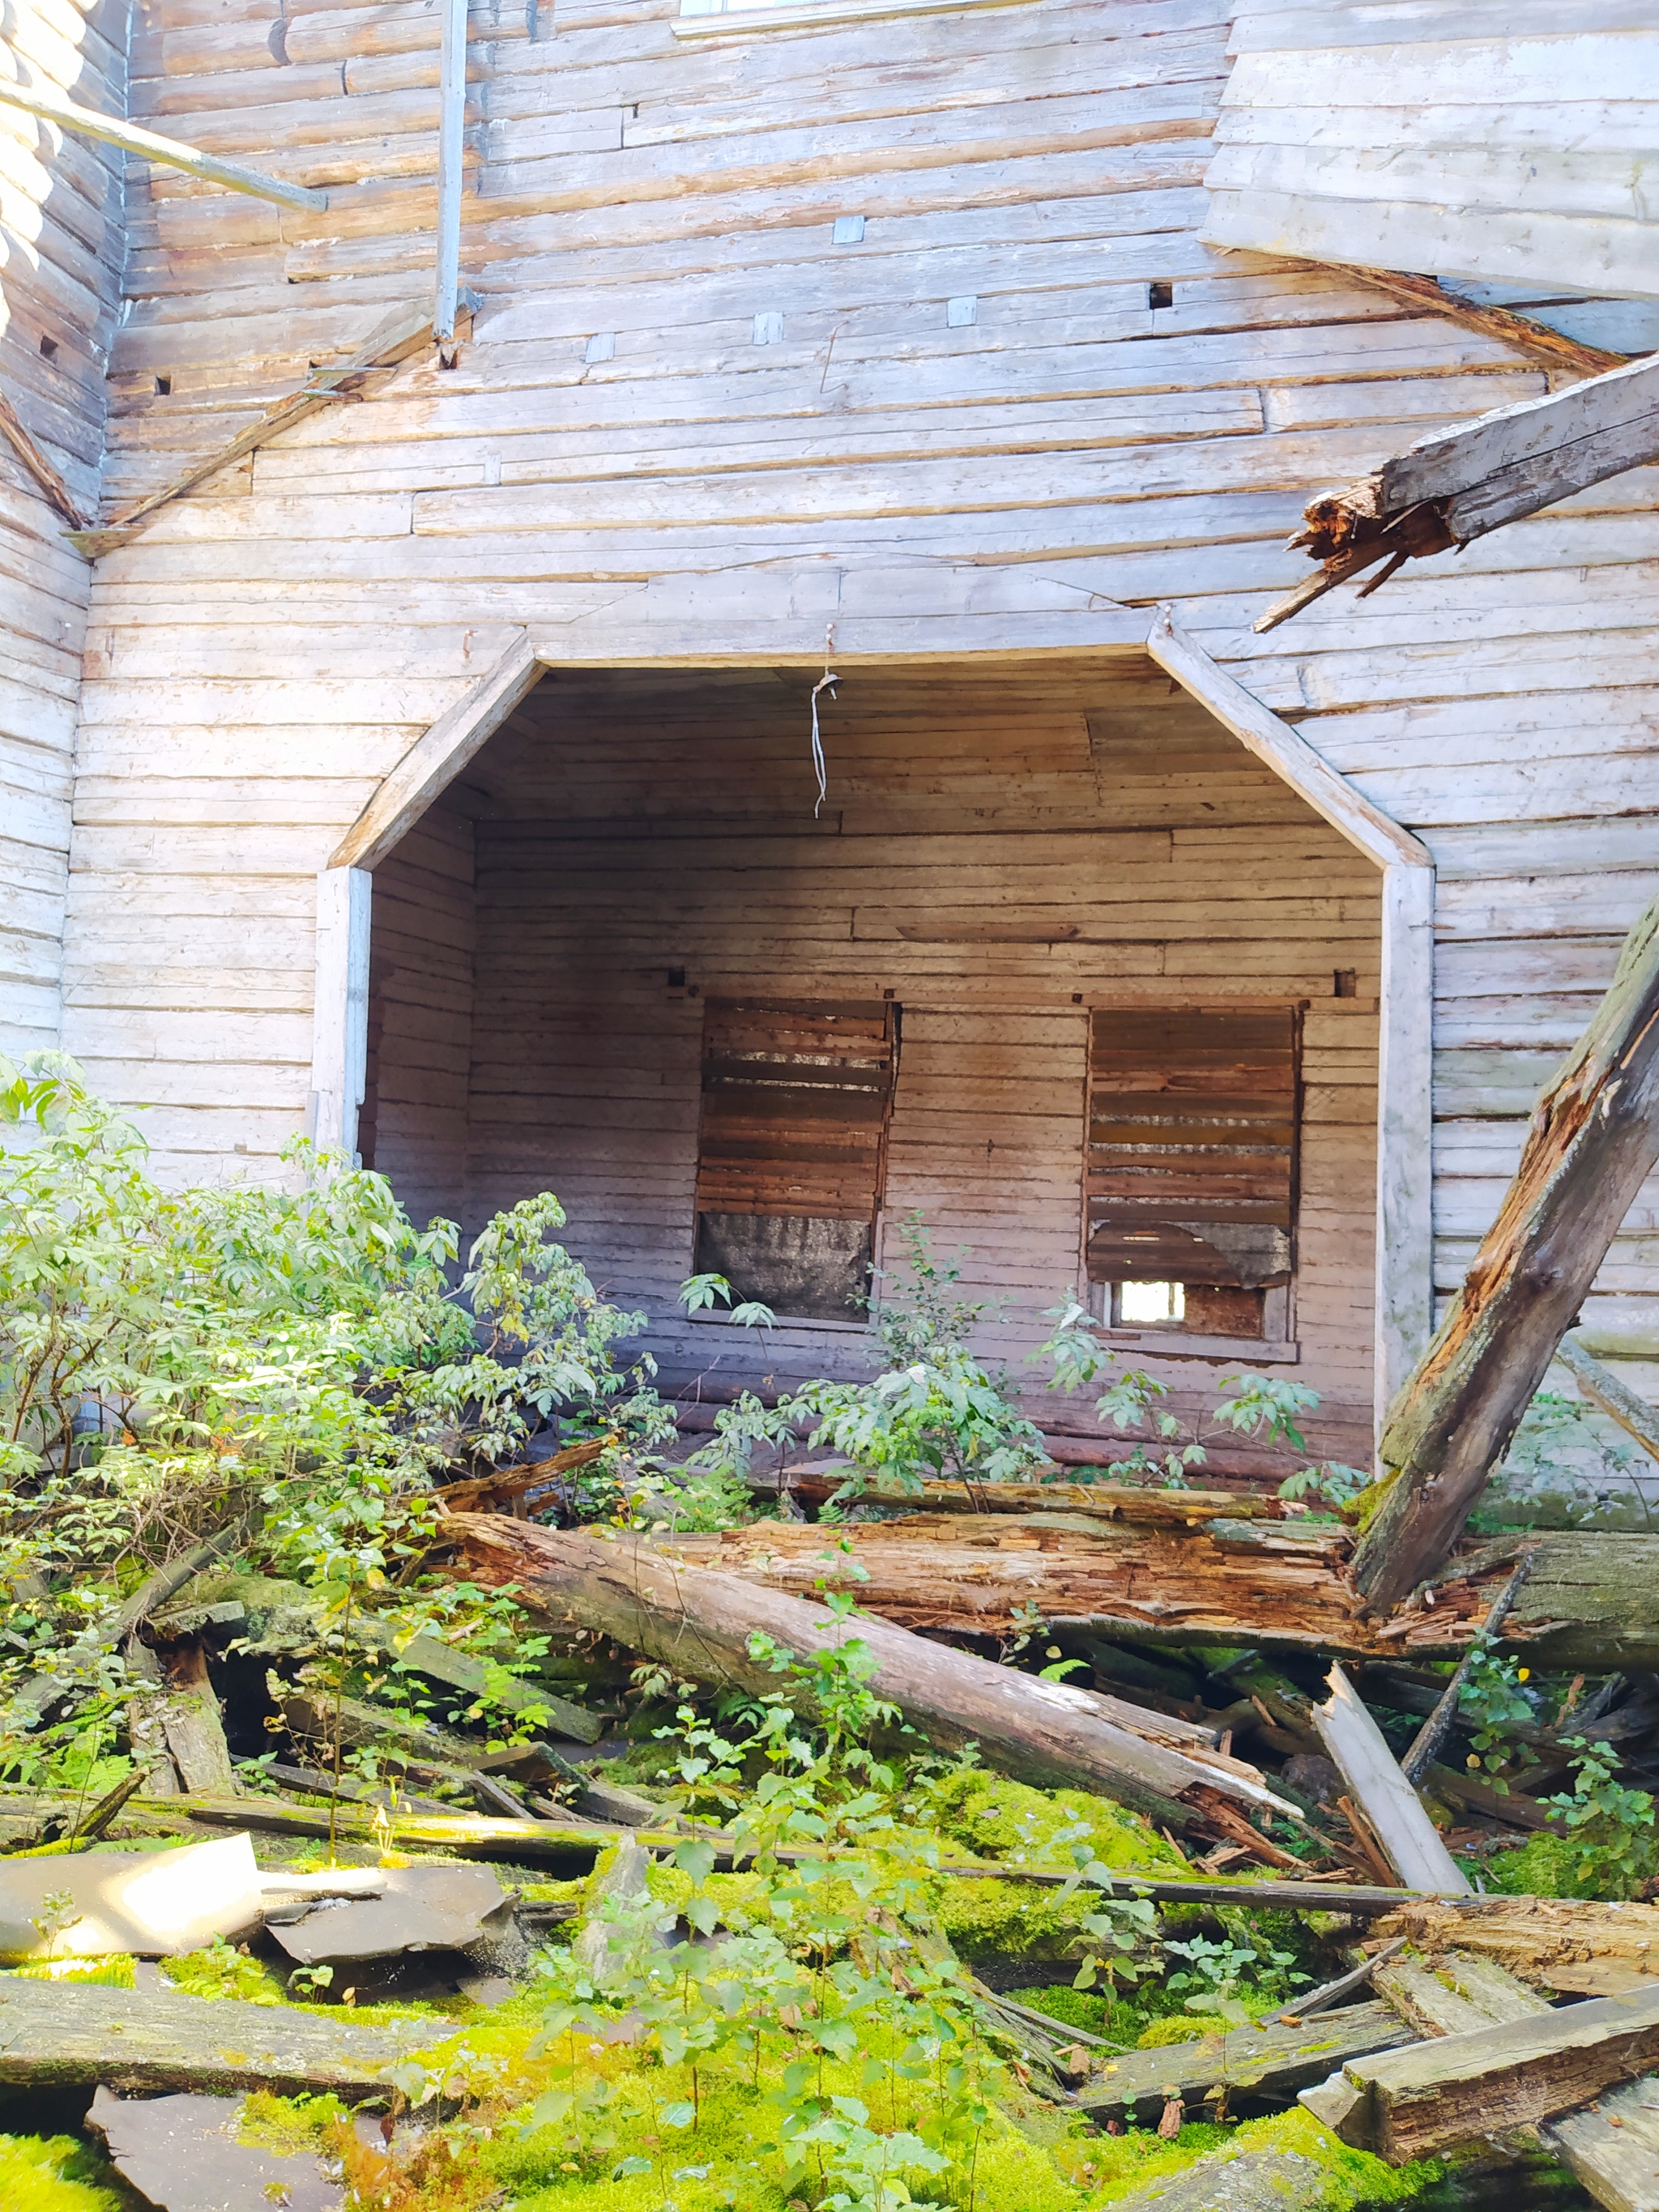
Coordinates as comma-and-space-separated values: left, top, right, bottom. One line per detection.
808, 624, 838, 817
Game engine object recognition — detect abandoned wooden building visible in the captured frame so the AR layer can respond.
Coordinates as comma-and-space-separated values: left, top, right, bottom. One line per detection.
2, 0, 1657, 1473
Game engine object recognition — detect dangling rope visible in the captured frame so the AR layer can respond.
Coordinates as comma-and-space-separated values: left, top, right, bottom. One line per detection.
808, 624, 838, 818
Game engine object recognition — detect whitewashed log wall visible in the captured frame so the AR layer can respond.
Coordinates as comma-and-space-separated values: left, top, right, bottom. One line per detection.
31, 0, 1659, 1422
1204, 2, 1659, 304
0, 0, 125, 1058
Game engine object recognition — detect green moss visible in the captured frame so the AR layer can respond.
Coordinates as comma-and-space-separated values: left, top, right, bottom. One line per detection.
1009, 1984, 1111, 2035
1134, 2015, 1235, 2049
1203, 2108, 1439, 2210
1477, 1831, 1647, 1902
920, 1771, 1190, 1876
0, 2133, 139, 2212
238, 2089, 348, 2153
162, 1941, 288, 2005
7, 1955, 134, 1988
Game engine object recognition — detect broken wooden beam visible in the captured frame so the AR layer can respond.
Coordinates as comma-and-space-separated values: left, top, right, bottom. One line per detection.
1076, 2003, 1415, 2126
1354, 890, 1659, 1609
1311, 262, 1627, 381
0, 77, 326, 212
1542, 2078, 1659, 2212
1311, 1987, 1659, 2163
1260, 351, 1659, 629
441, 1517, 1298, 1838
0, 1975, 422, 2096
66, 300, 439, 556
0, 386, 88, 528
1311, 1664, 1469, 1894
1559, 1336, 1659, 1471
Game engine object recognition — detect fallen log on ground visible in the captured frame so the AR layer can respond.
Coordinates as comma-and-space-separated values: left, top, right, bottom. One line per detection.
442, 1518, 1298, 1838
753, 1476, 1286, 1525
603, 1515, 1659, 1673
1354, 892, 1659, 1610
1312, 1986, 1659, 2162
0, 1975, 425, 2095
1075, 2002, 1414, 2125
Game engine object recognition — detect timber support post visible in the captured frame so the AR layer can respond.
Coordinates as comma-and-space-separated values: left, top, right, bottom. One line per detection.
1353, 891, 1659, 1611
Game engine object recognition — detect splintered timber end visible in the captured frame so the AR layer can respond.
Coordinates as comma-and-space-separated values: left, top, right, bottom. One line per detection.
1299, 2068, 1369, 2143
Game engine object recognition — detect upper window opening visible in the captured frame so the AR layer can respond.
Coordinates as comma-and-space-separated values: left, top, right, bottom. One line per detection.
693, 997, 898, 1325
1085, 1004, 1301, 1345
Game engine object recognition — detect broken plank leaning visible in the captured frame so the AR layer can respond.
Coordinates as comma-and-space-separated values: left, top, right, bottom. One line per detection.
0, 77, 326, 212
0, 1975, 424, 2096
1353, 890, 1659, 1610
441, 1517, 1298, 1837
1312, 1663, 1469, 1894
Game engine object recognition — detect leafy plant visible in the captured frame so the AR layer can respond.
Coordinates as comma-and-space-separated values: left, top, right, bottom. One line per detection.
1544, 1737, 1657, 1897
1455, 1645, 1538, 1783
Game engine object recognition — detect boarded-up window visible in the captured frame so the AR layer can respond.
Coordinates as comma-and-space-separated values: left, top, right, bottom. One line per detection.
693, 998, 898, 1324
1085, 1007, 1300, 1328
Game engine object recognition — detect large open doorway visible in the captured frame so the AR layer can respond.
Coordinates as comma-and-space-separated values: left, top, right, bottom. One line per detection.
354, 654, 1384, 1468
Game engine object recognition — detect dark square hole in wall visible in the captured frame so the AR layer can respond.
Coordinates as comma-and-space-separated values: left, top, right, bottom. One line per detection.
1148, 281, 1174, 310
693, 1211, 872, 1325
154, 375, 171, 394
1334, 969, 1358, 997
39, 334, 57, 360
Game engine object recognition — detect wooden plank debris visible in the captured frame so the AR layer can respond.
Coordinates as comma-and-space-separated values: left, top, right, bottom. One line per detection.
1076, 2002, 1415, 2126
1311, 1986, 1659, 2163
0, 77, 327, 213
66, 301, 440, 557
0, 1975, 424, 2097
1260, 352, 1659, 629
1305, 263, 1626, 381
1311, 1664, 1470, 1894
1400, 1556, 1532, 1784
1542, 2078, 1659, 2212
1367, 1897, 1659, 1998
1354, 890, 1659, 1610
441, 1516, 1301, 1837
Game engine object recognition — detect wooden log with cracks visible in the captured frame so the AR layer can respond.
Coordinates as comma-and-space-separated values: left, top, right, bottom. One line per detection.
440, 1516, 1299, 1839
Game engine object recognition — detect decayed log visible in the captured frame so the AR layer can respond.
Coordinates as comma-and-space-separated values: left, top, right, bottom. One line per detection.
1354, 894, 1659, 1611
0, 1976, 424, 2095
602, 1515, 1659, 1673
442, 1518, 1298, 1836
1075, 2003, 1414, 2125
1317, 1987, 1659, 2163
1367, 1898, 1659, 2001
756, 1475, 1285, 1525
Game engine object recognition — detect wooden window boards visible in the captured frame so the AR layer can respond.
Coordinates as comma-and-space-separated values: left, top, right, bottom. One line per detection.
1085, 1005, 1301, 1334
693, 998, 898, 1324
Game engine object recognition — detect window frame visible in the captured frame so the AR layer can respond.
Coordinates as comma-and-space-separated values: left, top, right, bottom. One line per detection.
1080, 996, 1307, 1365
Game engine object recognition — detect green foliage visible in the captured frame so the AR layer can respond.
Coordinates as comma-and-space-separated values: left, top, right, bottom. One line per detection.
1038, 1302, 1341, 1495
1542, 1737, 1658, 1897
1454, 1646, 1538, 1781
1474, 1389, 1656, 1534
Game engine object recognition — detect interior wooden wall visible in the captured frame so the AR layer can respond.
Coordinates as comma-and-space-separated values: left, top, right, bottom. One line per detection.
0, 0, 126, 1057
45, 0, 1659, 1404
361, 658, 1383, 1463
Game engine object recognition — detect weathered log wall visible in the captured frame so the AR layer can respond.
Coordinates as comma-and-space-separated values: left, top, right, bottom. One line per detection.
35, 0, 1659, 1417
0, 0, 126, 1059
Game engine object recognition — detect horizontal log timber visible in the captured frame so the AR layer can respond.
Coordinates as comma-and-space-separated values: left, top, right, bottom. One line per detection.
600, 1513, 1659, 1672
438, 1516, 1299, 1835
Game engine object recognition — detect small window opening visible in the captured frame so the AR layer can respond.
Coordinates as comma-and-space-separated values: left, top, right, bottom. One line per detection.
39, 335, 58, 360
1148, 280, 1174, 310
154, 374, 171, 394
693, 996, 898, 1324
1334, 969, 1358, 998
1119, 1281, 1183, 1325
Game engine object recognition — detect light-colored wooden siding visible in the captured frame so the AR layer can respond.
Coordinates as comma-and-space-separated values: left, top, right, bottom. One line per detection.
1204, 4, 1659, 300
42, 0, 1659, 1421
0, 0, 125, 1057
